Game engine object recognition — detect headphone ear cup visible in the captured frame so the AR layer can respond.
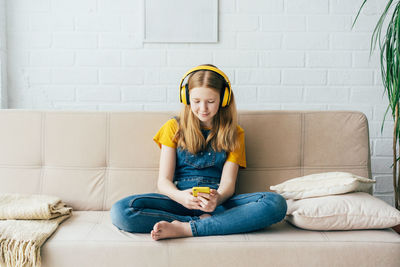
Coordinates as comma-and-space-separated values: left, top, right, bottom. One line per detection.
179, 86, 184, 104
221, 86, 230, 107
185, 84, 190, 105
180, 85, 186, 105
180, 84, 190, 105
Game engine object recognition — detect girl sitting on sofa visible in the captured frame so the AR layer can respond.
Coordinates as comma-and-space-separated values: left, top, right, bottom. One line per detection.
110, 64, 287, 240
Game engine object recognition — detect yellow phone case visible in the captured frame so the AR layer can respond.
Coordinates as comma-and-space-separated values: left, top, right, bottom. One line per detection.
192, 187, 210, 197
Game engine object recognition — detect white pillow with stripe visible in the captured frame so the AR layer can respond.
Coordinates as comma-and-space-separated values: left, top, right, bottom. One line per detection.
270, 172, 375, 200
286, 192, 400, 230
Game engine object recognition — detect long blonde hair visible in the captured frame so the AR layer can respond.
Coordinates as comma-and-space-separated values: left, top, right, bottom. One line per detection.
174, 65, 239, 154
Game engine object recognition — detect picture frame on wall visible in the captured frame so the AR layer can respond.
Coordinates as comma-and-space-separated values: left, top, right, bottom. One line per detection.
144, 0, 218, 43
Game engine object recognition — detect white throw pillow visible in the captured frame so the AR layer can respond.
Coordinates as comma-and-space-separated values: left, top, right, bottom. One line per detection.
286, 192, 400, 230
270, 172, 375, 199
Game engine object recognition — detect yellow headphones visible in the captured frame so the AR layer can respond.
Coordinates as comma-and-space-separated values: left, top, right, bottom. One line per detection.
179, 65, 232, 107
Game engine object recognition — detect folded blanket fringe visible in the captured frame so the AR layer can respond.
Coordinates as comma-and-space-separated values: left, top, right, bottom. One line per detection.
0, 239, 39, 267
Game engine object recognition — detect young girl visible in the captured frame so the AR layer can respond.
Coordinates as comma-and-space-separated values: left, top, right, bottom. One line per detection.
110, 65, 287, 240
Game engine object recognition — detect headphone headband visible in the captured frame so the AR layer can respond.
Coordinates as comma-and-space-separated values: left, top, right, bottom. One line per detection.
179, 65, 231, 91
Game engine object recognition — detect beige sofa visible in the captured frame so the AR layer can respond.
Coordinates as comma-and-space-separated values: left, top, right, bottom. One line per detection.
0, 109, 399, 267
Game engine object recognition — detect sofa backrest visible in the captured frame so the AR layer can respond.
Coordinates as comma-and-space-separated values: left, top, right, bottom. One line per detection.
0, 110, 371, 211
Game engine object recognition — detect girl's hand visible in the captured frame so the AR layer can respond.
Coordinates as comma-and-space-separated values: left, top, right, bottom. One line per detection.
196, 189, 219, 213
178, 189, 202, 210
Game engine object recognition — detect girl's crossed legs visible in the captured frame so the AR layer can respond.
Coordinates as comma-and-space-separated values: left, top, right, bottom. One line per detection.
110, 191, 287, 240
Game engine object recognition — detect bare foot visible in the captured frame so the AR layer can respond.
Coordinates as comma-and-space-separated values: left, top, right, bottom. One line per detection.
199, 214, 211, 219
151, 221, 193, 241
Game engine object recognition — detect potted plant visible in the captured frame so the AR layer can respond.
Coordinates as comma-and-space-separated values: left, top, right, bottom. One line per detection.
353, 0, 400, 214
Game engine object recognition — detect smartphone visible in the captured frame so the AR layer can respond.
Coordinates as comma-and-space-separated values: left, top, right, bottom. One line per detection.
192, 187, 210, 197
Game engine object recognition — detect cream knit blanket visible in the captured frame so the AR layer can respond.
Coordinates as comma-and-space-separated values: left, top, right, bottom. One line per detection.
0, 194, 72, 267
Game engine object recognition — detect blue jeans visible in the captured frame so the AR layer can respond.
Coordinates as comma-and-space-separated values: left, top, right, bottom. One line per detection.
110, 178, 287, 236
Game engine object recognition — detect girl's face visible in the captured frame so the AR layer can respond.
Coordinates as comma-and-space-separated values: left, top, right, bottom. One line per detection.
189, 86, 220, 128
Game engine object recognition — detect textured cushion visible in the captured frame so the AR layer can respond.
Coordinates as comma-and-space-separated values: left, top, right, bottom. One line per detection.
286, 192, 400, 230
40, 211, 400, 267
270, 172, 375, 199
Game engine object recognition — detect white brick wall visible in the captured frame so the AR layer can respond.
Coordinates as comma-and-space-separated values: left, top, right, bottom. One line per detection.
3, 0, 397, 205
0, 0, 6, 108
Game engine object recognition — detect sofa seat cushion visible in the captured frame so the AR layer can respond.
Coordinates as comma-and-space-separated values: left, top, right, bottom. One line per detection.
41, 211, 400, 267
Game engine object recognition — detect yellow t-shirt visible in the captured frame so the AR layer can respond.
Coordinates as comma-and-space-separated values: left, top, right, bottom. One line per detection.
153, 118, 246, 168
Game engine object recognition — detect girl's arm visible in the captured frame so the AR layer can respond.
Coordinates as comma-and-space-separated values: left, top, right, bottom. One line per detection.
156, 145, 178, 198
157, 145, 201, 210
216, 161, 239, 205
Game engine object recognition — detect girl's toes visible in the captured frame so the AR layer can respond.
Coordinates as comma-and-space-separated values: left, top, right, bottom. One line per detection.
153, 221, 162, 233
151, 230, 159, 240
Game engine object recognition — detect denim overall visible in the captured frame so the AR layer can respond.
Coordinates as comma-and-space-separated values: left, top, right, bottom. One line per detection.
173, 129, 226, 191
110, 129, 287, 236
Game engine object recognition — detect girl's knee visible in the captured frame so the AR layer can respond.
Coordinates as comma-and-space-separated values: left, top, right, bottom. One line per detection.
110, 197, 143, 232
262, 192, 288, 222
110, 194, 164, 233
275, 193, 288, 220
110, 199, 129, 230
